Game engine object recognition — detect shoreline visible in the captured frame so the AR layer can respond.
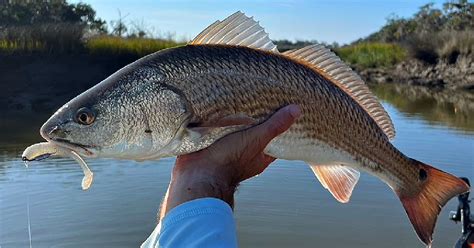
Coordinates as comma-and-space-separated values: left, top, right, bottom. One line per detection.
357, 55, 473, 91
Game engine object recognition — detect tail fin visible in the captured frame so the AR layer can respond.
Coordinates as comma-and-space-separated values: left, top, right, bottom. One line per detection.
397, 161, 469, 247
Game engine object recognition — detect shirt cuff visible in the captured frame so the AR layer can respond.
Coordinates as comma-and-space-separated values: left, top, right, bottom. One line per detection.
141, 197, 237, 248
161, 197, 233, 229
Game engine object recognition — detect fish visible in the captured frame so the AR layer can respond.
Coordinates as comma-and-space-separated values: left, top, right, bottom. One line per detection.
26, 11, 469, 247
22, 142, 94, 190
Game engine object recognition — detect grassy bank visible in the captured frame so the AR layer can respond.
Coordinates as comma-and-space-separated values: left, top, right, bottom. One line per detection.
0, 32, 180, 56
336, 43, 407, 68
0, 23, 84, 53
85, 36, 181, 56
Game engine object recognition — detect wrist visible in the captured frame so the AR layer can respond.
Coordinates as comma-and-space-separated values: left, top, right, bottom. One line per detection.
162, 167, 237, 216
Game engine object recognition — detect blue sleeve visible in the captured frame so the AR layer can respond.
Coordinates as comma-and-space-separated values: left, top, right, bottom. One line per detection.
141, 198, 238, 248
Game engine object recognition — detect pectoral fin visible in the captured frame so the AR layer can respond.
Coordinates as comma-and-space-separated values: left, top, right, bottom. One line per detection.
308, 163, 360, 203
187, 114, 256, 136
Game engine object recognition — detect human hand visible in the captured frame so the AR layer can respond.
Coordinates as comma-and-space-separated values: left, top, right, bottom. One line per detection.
160, 105, 301, 218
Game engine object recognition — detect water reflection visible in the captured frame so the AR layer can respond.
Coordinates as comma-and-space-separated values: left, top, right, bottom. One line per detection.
371, 83, 474, 132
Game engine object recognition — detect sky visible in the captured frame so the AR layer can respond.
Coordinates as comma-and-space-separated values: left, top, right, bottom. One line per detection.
70, 0, 445, 44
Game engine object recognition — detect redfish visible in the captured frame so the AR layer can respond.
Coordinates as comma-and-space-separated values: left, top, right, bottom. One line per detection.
26, 12, 469, 246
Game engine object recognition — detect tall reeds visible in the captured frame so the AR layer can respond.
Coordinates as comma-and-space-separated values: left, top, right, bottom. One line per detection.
0, 23, 84, 53
85, 36, 180, 56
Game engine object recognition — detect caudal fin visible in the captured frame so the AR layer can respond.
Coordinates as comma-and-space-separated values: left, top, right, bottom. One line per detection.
397, 161, 469, 247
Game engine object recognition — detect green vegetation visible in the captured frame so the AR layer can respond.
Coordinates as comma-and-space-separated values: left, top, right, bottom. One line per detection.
0, 23, 84, 53
0, 0, 178, 55
336, 43, 407, 68
403, 30, 474, 64
0, 0, 472, 64
0, 0, 108, 53
0, 24, 181, 55
275, 0, 472, 68
366, 1, 472, 43
0, 0, 106, 31
86, 36, 180, 56
270, 41, 406, 69
363, 0, 473, 64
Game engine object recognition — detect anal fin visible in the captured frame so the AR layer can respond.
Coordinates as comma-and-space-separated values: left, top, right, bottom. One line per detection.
309, 163, 360, 203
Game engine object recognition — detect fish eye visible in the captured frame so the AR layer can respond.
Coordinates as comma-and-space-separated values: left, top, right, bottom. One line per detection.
75, 107, 95, 125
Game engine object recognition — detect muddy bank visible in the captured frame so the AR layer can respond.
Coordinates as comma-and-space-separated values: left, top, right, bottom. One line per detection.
358, 55, 474, 91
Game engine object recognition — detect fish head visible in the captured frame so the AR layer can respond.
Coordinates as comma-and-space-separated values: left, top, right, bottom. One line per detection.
40, 64, 191, 160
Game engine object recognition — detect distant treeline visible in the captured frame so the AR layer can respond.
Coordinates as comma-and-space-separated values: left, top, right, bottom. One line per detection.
276, 0, 473, 68
363, 0, 473, 64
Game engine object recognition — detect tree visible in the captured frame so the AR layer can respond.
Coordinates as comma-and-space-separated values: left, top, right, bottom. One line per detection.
443, 0, 474, 30
0, 0, 107, 33
110, 10, 128, 37
361, 0, 473, 44
72, 3, 107, 33
414, 3, 445, 33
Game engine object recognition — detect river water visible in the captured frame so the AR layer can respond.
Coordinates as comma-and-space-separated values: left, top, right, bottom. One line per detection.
0, 84, 472, 248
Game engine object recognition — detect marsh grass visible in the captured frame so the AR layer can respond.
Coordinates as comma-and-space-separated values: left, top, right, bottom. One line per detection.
85, 36, 180, 56
404, 30, 474, 64
0, 25, 180, 55
335, 42, 407, 68
0, 23, 84, 53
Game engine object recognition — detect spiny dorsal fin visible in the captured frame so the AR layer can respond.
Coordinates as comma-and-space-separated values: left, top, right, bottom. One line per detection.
189, 11, 278, 52
309, 163, 360, 203
284, 45, 396, 140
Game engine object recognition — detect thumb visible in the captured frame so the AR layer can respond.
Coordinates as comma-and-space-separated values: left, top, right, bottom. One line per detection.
249, 105, 301, 149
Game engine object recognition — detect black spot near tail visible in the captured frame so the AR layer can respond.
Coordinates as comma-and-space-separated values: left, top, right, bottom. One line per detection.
419, 168, 428, 181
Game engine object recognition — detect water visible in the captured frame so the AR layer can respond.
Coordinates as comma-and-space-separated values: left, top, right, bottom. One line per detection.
0, 84, 473, 248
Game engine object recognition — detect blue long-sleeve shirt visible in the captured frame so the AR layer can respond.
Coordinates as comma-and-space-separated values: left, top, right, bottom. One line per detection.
141, 198, 238, 248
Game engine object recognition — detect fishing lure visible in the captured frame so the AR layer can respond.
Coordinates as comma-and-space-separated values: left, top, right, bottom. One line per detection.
22, 142, 94, 190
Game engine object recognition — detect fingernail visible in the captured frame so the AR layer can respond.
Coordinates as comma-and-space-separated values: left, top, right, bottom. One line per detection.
287, 105, 301, 118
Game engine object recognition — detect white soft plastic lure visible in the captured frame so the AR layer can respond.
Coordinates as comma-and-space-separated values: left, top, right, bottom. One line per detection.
22, 142, 94, 190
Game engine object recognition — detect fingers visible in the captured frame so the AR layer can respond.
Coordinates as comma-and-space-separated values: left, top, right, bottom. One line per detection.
249, 105, 301, 148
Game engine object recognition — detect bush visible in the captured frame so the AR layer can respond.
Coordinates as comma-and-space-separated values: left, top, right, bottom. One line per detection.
403, 30, 474, 64
436, 30, 473, 61
85, 36, 180, 56
335, 43, 407, 68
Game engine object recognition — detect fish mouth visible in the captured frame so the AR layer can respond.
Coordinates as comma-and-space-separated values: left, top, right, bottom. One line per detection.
49, 138, 95, 157
40, 121, 96, 157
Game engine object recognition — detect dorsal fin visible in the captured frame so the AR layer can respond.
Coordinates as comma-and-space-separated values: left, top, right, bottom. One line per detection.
284, 45, 396, 140
189, 11, 278, 52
